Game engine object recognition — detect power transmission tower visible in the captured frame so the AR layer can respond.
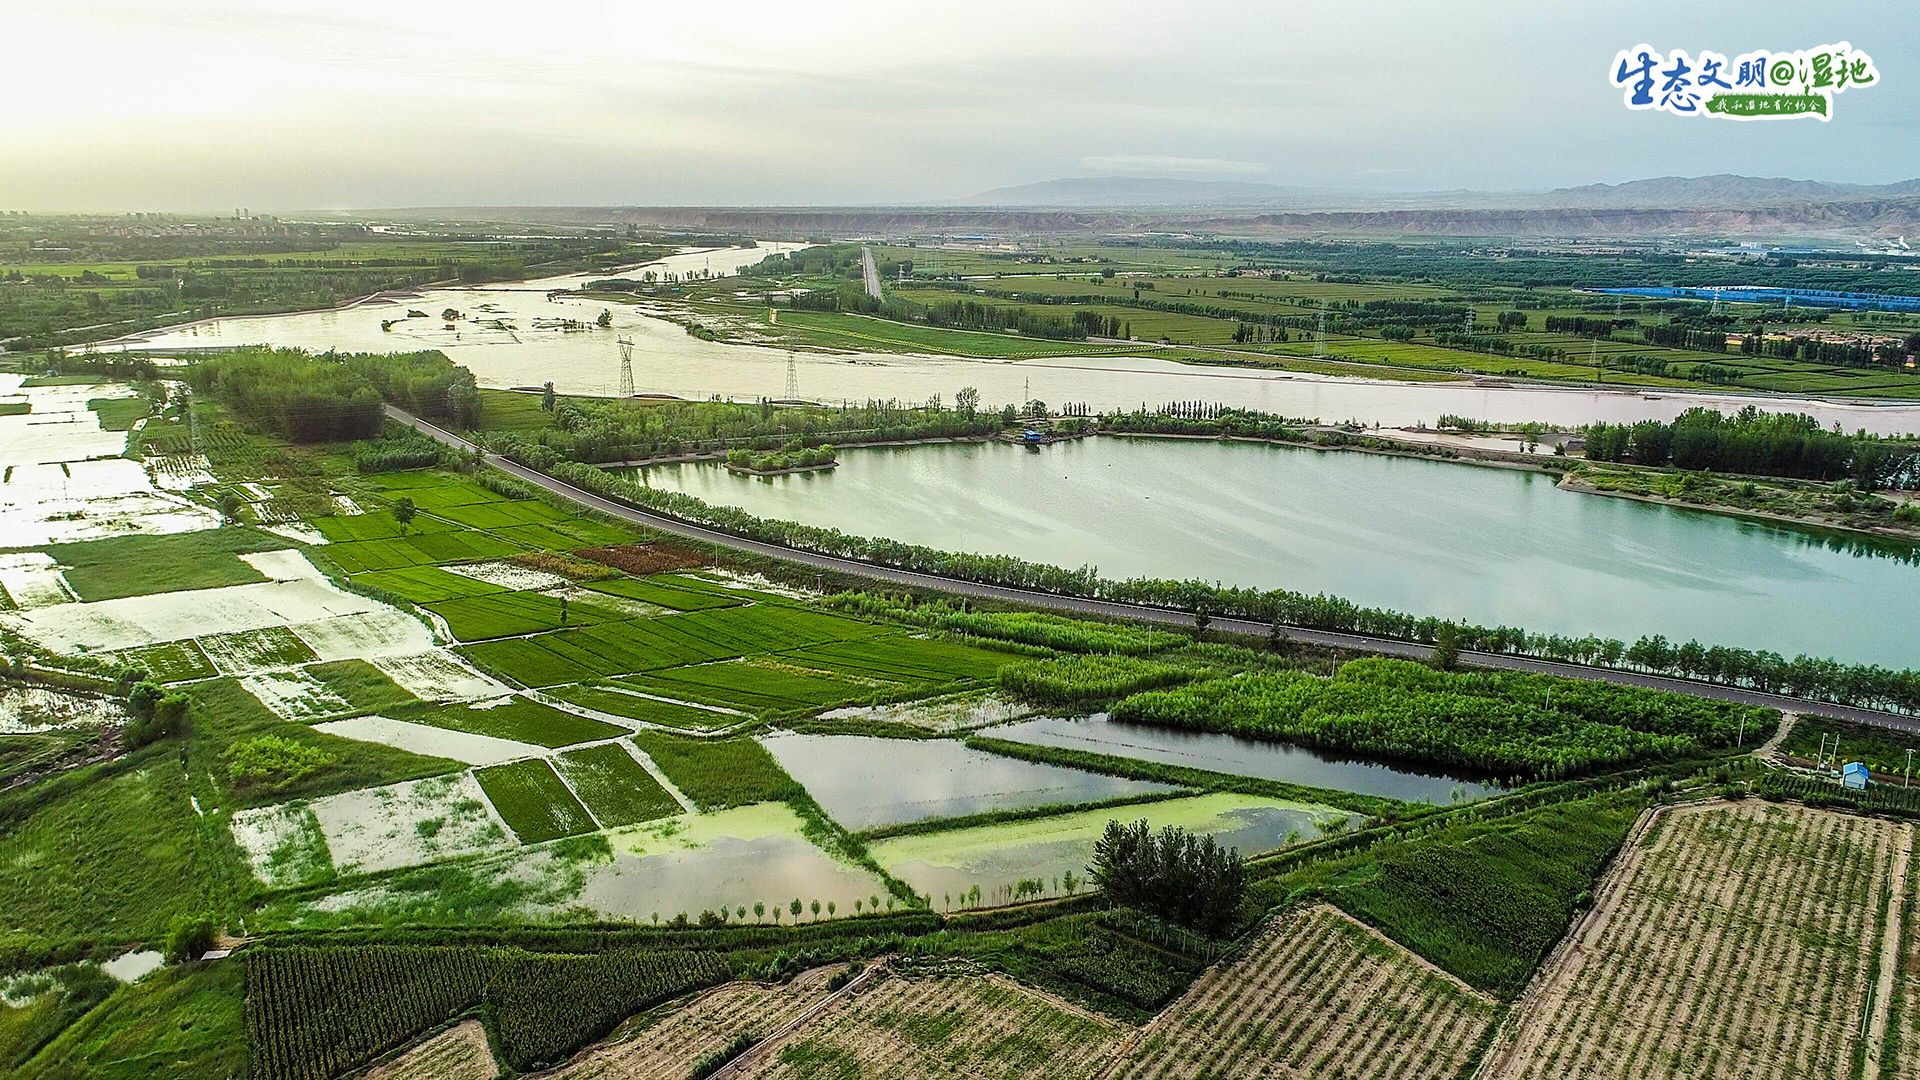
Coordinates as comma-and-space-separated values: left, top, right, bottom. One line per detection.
1314, 302, 1329, 359
784, 354, 799, 401
616, 338, 635, 398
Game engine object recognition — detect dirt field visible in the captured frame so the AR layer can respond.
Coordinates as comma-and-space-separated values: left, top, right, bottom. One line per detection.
1892, 852, 1920, 1080
1485, 800, 1915, 1080
362, 1021, 497, 1080
540, 964, 854, 1080
730, 966, 1126, 1079
1112, 904, 1497, 1080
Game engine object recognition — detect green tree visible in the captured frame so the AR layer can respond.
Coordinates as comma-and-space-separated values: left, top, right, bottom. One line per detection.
541, 381, 556, 412
216, 489, 244, 523
1431, 623, 1461, 671
391, 496, 416, 534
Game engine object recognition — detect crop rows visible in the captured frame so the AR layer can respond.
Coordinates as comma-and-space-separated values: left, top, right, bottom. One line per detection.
461, 605, 886, 688
1490, 801, 1911, 1080
474, 758, 597, 842
554, 743, 683, 827
412, 696, 626, 747
426, 590, 631, 641
1117, 905, 1497, 1079
627, 732, 792, 810
733, 971, 1125, 1079
585, 576, 742, 611
616, 659, 882, 715
354, 565, 506, 603
546, 964, 854, 1079
323, 531, 525, 574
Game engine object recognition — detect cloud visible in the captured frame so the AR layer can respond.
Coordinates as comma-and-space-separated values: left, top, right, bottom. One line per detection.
1077, 156, 1270, 176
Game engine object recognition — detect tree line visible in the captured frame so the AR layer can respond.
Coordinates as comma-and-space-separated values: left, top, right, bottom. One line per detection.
1581, 406, 1918, 489
186, 347, 479, 442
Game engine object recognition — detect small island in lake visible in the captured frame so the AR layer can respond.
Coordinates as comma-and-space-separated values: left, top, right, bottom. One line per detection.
725, 443, 839, 475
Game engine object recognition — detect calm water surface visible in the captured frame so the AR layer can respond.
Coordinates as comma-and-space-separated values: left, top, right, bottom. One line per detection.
988, 714, 1502, 804
640, 437, 1920, 666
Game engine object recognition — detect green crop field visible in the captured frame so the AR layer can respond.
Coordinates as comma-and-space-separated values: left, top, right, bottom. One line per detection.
583, 576, 742, 611
407, 697, 627, 748
626, 732, 792, 810
109, 639, 217, 682
425, 590, 632, 641
42, 528, 287, 601
352, 565, 506, 604
779, 633, 1016, 683
474, 758, 597, 843
615, 658, 882, 715
430, 499, 570, 529
542, 684, 739, 730
552, 743, 682, 827
199, 626, 318, 671
319, 530, 526, 574
310, 510, 460, 543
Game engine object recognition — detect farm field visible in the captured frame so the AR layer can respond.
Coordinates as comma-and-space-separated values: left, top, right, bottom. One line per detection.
1115, 904, 1498, 1080
544, 963, 855, 1080
731, 968, 1127, 1079
1484, 800, 1916, 1080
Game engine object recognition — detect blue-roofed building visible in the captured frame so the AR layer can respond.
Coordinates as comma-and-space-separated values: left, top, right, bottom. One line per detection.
1841, 761, 1870, 790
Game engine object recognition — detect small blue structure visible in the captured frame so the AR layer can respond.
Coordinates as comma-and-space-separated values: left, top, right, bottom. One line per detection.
1020, 428, 1045, 444
1841, 761, 1871, 790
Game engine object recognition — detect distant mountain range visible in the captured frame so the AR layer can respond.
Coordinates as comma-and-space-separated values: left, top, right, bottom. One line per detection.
381, 174, 1920, 240
957, 173, 1920, 211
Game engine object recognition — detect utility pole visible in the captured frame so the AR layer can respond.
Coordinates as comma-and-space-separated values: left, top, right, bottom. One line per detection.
784, 355, 799, 401
616, 338, 635, 398
1907, 748, 1913, 788
1314, 302, 1329, 359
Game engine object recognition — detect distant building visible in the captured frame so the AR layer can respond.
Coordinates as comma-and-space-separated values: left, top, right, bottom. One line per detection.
1841, 761, 1870, 790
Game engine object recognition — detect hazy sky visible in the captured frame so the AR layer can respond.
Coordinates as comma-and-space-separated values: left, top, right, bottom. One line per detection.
3, 1, 1914, 211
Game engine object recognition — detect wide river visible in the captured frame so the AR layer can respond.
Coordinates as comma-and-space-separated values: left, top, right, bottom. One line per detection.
635, 437, 1920, 667
100, 244, 1920, 434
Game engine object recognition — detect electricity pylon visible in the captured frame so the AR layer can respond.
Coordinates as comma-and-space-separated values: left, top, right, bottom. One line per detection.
616, 338, 635, 398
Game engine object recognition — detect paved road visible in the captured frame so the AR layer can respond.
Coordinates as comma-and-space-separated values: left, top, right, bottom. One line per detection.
389, 405, 1919, 735
859, 246, 883, 302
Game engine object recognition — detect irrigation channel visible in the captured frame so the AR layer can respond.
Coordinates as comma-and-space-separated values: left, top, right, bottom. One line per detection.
389, 405, 1920, 735
100, 244, 1920, 434
631, 437, 1920, 669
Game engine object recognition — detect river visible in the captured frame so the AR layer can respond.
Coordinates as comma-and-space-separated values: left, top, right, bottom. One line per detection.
632, 436, 1920, 667
94, 245, 1920, 434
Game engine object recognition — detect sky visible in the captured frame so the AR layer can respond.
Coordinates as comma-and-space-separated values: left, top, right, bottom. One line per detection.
2, 0, 1915, 211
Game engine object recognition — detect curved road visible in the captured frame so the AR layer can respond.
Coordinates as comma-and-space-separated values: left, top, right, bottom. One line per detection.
389, 405, 1919, 735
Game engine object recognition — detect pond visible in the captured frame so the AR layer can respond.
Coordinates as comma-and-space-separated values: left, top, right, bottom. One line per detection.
757, 731, 1176, 831
871, 792, 1348, 909
987, 714, 1502, 805
638, 436, 1920, 667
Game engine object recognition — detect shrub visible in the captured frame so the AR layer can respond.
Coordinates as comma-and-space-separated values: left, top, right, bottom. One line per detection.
225, 736, 334, 785
166, 914, 217, 963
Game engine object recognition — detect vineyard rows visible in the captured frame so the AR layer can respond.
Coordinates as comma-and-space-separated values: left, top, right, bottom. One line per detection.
546, 963, 854, 1079
1114, 904, 1497, 1079
731, 971, 1125, 1079
1487, 800, 1913, 1080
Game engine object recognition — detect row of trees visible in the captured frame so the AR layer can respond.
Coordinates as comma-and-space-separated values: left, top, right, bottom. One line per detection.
1581, 406, 1918, 488
489, 395, 1004, 465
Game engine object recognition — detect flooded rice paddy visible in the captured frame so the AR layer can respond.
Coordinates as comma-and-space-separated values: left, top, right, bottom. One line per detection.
757, 731, 1177, 830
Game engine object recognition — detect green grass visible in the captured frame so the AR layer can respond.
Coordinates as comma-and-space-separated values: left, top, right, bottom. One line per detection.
198, 626, 317, 672
553, 743, 682, 827
39, 527, 286, 601
405, 697, 627, 748
108, 640, 217, 682
15, 962, 245, 1080
474, 758, 597, 842
185, 677, 461, 809
0, 755, 208, 943
583, 577, 742, 611
425, 591, 632, 641
304, 659, 417, 715
430, 499, 569, 529
318, 531, 525, 574
626, 732, 794, 811
779, 634, 1015, 683
87, 395, 151, 432
1258, 789, 1643, 998
541, 684, 738, 730
1781, 715, 1920, 779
